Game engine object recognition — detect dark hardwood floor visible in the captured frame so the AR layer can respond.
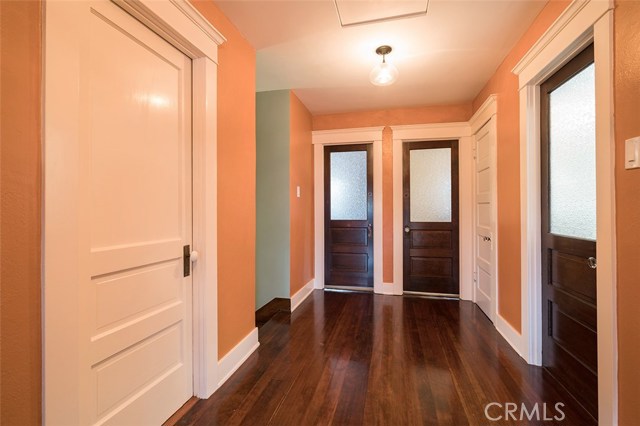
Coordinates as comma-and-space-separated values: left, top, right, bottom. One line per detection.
172, 290, 596, 426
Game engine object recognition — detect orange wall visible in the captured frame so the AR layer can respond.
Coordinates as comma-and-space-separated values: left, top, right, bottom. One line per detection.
289, 93, 315, 296
3, 0, 637, 421
614, 1, 640, 423
0, 0, 43, 424
190, 0, 257, 358
472, 0, 571, 331
313, 104, 472, 282
312, 104, 473, 131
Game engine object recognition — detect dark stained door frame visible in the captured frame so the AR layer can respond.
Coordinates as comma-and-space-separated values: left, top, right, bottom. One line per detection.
324, 144, 374, 288
402, 140, 460, 295
540, 44, 598, 420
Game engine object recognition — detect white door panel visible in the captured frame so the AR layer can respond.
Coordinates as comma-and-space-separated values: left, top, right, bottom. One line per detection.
46, 1, 193, 424
94, 262, 182, 331
91, 239, 182, 276
474, 119, 497, 322
94, 324, 183, 415
88, 8, 186, 249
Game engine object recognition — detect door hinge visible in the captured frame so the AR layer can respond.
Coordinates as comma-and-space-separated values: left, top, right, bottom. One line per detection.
183, 245, 191, 277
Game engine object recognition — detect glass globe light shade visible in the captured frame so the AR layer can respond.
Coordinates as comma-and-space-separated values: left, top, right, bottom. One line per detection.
369, 61, 399, 86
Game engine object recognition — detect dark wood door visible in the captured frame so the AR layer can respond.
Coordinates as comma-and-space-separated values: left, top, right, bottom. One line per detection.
403, 140, 459, 295
324, 144, 373, 288
540, 44, 597, 420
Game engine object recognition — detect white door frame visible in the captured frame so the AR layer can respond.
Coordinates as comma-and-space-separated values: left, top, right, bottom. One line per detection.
44, 1, 225, 423
391, 123, 474, 299
312, 127, 386, 294
512, 0, 617, 423
469, 95, 499, 324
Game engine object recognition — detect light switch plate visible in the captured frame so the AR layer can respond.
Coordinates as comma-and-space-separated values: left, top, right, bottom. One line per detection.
625, 136, 640, 170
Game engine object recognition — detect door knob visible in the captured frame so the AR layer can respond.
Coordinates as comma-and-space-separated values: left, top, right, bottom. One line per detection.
404, 226, 410, 234
368, 223, 372, 238
588, 257, 597, 269
190, 250, 199, 263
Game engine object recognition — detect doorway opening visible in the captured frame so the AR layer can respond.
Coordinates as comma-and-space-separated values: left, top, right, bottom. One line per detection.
540, 43, 597, 420
324, 144, 374, 290
402, 140, 460, 296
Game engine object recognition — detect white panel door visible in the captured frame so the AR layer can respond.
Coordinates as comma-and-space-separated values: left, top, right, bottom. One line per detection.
46, 1, 193, 424
474, 119, 496, 322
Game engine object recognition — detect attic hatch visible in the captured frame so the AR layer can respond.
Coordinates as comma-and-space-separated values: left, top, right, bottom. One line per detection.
334, 0, 429, 27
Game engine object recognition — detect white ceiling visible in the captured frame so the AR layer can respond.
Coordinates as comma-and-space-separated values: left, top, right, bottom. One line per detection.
214, 0, 547, 114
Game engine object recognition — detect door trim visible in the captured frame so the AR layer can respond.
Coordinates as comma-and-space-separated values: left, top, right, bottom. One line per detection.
513, 0, 617, 423
44, 1, 224, 423
391, 123, 473, 299
312, 128, 384, 294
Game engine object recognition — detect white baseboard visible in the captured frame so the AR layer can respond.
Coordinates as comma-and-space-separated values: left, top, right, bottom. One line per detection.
495, 313, 526, 361
291, 278, 315, 312
381, 282, 396, 295
217, 327, 259, 388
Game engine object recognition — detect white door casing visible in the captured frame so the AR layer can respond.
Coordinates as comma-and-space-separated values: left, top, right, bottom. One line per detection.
391, 123, 474, 300
472, 117, 497, 323
44, 0, 225, 424
312, 128, 385, 294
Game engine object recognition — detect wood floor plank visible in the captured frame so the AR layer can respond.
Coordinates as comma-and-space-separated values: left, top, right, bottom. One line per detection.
174, 291, 597, 426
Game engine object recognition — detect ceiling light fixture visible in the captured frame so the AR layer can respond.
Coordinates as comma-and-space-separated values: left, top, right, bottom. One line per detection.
369, 45, 399, 86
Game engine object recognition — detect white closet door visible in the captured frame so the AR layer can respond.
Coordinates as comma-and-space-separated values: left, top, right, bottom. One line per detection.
45, 1, 193, 424
474, 118, 497, 322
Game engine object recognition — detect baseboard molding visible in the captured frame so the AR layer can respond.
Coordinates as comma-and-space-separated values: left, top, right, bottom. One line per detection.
495, 314, 526, 361
255, 297, 290, 327
217, 327, 259, 388
382, 282, 396, 295
291, 278, 315, 312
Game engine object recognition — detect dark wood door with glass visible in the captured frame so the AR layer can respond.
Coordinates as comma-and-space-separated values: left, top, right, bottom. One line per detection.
403, 140, 459, 295
540, 44, 597, 420
324, 144, 373, 288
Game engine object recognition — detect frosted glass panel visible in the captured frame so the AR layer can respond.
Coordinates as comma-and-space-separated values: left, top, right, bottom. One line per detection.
330, 151, 367, 220
549, 63, 596, 240
410, 148, 451, 222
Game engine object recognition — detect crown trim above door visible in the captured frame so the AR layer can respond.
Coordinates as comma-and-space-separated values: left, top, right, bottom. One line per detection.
113, 0, 226, 61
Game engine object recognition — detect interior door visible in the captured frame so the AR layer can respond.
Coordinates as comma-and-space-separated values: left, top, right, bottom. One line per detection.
474, 119, 496, 321
541, 44, 597, 420
324, 144, 374, 288
49, 2, 194, 424
403, 141, 459, 295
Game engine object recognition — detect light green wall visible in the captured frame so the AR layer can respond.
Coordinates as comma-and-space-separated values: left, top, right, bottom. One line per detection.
256, 90, 291, 310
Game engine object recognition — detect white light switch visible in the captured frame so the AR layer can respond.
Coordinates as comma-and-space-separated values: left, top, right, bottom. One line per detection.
296, 186, 301, 198
625, 136, 640, 170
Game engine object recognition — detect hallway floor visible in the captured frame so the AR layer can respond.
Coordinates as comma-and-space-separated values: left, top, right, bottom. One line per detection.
172, 290, 596, 425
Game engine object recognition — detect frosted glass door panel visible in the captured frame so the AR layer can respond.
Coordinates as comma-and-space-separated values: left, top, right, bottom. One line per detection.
410, 148, 451, 222
549, 63, 596, 240
330, 151, 367, 220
